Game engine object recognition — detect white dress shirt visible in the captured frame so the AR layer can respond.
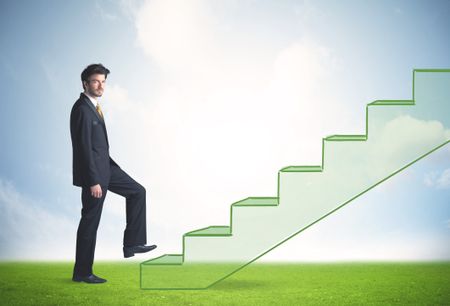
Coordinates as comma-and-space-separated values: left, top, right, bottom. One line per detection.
83, 92, 98, 108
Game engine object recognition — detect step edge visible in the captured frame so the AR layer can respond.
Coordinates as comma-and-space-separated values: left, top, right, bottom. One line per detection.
184, 225, 232, 237
280, 165, 323, 172
325, 135, 367, 141
141, 254, 183, 266
232, 197, 279, 207
368, 99, 414, 106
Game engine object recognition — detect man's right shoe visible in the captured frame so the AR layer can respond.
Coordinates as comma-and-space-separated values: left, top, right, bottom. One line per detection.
72, 274, 107, 284
123, 244, 157, 258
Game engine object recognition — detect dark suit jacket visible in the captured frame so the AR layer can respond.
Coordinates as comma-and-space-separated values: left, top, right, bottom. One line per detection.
70, 93, 118, 188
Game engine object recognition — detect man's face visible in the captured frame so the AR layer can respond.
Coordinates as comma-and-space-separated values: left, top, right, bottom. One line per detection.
84, 73, 106, 98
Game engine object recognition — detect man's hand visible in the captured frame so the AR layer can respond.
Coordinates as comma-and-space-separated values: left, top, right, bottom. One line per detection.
90, 184, 103, 198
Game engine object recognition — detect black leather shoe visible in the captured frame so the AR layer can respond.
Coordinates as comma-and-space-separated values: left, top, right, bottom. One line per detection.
72, 274, 107, 284
123, 244, 157, 258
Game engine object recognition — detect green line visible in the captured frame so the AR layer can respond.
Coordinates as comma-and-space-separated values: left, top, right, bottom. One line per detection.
366, 104, 369, 139
368, 100, 414, 106
277, 171, 281, 201
184, 226, 231, 237
142, 254, 184, 265
232, 197, 279, 207
182, 231, 186, 262
325, 135, 367, 141
141, 254, 169, 265
413, 68, 450, 72
322, 138, 325, 169
230, 200, 234, 235
205, 140, 450, 290
280, 165, 323, 172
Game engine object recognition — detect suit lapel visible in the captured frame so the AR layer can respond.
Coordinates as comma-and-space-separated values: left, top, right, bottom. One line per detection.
80, 93, 110, 147
80, 93, 104, 123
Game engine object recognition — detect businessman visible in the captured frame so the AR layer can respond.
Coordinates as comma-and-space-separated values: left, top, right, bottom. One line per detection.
70, 64, 156, 284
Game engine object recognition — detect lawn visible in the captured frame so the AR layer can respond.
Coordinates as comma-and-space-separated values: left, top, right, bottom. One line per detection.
0, 261, 449, 305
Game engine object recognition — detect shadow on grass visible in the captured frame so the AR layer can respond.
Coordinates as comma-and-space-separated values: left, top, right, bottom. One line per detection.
59, 278, 74, 284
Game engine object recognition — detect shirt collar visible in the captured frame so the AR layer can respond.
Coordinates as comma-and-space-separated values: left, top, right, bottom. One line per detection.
83, 92, 98, 108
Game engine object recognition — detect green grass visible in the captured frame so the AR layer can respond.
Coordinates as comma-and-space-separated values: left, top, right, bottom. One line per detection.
0, 261, 449, 305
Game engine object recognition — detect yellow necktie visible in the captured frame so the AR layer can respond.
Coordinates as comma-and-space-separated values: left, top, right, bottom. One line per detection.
96, 103, 104, 119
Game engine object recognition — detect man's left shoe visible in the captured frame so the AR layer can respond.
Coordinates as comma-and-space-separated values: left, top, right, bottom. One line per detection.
123, 244, 157, 258
72, 274, 107, 284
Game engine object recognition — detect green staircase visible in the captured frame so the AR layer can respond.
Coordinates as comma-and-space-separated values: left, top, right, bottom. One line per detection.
141, 69, 450, 290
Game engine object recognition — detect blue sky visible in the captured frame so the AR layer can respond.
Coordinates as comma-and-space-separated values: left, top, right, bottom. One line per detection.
0, 0, 449, 261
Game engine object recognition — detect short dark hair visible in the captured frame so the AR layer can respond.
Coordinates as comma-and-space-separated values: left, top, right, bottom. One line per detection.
81, 64, 110, 89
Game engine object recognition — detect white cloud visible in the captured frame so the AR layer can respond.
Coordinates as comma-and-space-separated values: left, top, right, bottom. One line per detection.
115, 0, 448, 257
424, 168, 450, 189
366, 115, 450, 181
273, 41, 335, 92
261, 187, 450, 262
262, 228, 450, 262
375, 115, 450, 158
435, 168, 450, 189
102, 83, 134, 114
0, 178, 128, 260
119, 0, 142, 21
135, 0, 219, 76
95, 0, 450, 261
132, 0, 349, 165
95, 0, 118, 21
108, 0, 352, 255
0, 178, 75, 260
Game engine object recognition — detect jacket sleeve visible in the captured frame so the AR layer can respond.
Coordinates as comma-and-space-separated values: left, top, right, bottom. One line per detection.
73, 107, 101, 186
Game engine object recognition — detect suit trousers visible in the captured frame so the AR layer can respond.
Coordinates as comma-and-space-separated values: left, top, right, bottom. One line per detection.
73, 164, 147, 277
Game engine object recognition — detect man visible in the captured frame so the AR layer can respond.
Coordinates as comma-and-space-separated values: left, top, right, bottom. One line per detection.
70, 64, 156, 284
